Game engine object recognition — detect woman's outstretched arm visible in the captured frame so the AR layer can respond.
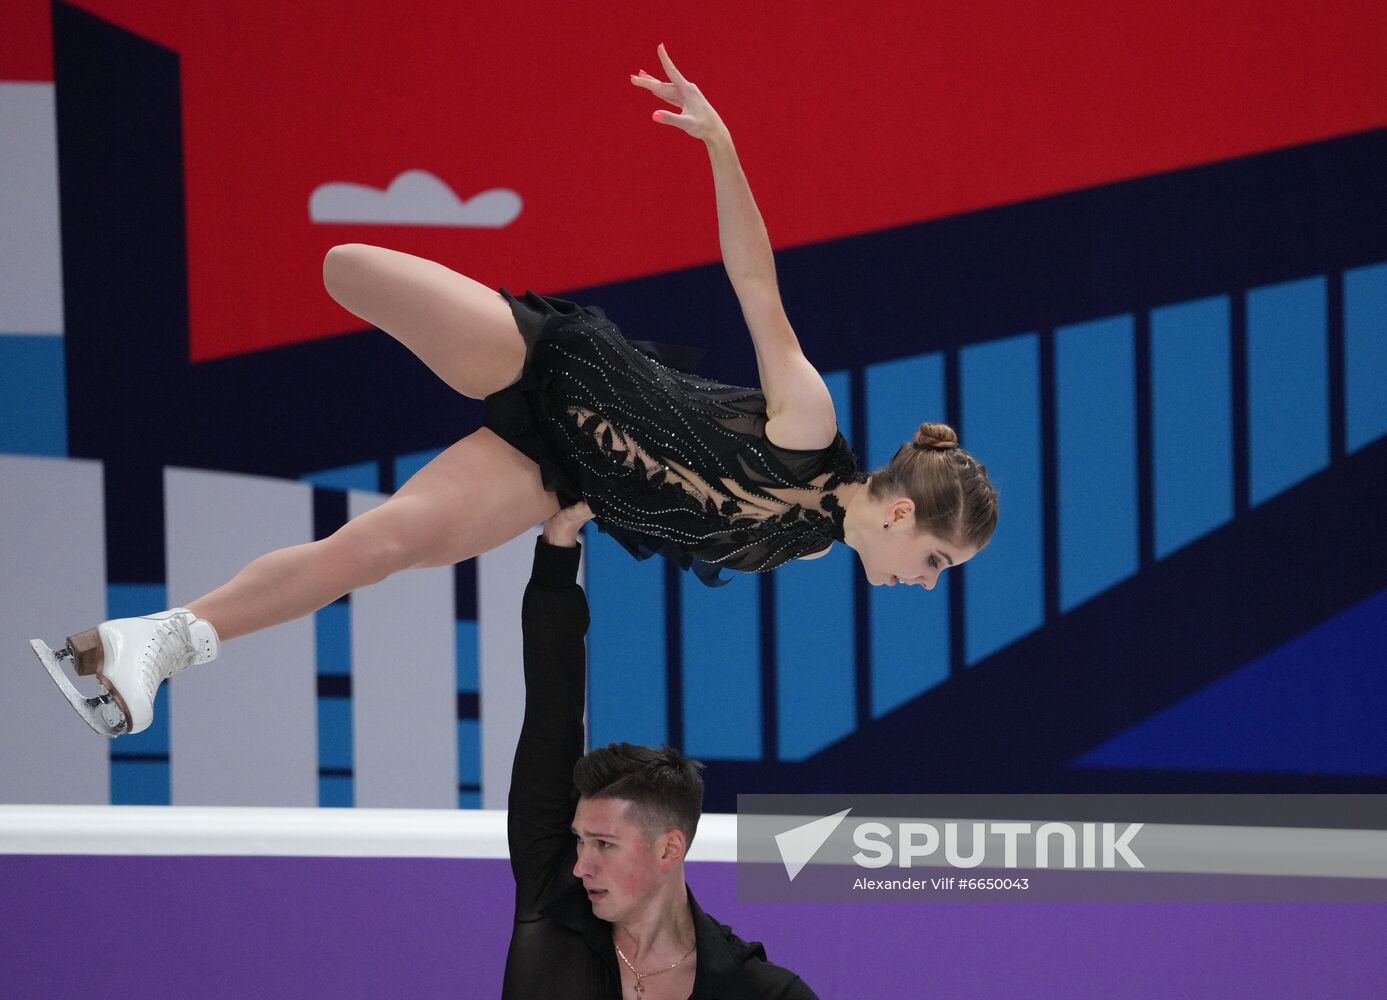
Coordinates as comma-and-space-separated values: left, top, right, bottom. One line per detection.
632, 45, 837, 450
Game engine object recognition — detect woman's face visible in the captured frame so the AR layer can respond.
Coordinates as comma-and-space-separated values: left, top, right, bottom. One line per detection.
857, 503, 978, 589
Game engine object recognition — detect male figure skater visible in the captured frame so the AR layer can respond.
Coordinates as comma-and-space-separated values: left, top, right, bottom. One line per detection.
503, 503, 817, 999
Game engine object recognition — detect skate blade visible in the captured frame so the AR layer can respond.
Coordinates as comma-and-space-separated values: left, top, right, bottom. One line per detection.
29, 639, 128, 738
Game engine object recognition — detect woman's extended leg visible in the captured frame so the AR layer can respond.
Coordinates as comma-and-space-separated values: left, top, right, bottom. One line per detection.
186, 429, 560, 641
322, 243, 527, 398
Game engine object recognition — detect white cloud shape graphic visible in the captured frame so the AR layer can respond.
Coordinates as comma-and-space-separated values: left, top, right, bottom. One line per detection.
309, 169, 522, 228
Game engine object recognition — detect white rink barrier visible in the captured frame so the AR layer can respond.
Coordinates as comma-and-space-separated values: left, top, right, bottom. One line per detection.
0, 805, 739, 860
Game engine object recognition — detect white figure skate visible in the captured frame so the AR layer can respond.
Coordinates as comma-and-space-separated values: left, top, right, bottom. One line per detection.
30, 608, 219, 737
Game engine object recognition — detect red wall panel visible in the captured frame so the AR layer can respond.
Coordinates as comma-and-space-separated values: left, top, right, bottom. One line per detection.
0, 0, 53, 80
51, 0, 1387, 360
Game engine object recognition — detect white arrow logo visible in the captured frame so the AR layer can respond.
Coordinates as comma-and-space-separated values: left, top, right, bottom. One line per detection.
774, 808, 853, 881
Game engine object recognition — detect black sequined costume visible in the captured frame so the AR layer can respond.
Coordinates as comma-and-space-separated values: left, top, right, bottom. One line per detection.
482, 290, 868, 587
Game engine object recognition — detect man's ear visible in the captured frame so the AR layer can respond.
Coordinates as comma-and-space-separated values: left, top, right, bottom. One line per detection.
659, 828, 688, 869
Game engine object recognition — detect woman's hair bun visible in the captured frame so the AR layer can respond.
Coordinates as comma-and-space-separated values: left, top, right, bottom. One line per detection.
914, 422, 959, 451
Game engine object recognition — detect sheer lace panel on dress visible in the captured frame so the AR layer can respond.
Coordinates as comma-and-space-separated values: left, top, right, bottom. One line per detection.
567, 404, 839, 524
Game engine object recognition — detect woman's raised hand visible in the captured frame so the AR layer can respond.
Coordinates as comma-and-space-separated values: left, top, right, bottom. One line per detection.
630, 43, 728, 143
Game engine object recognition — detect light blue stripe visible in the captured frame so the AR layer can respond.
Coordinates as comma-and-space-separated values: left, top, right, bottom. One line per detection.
1055, 315, 1139, 611
587, 531, 666, 747
776, 545, 857, 760
317, 698, 353, 771
315, 601, 351, 676
106, 583, 167, 619
960, 334, 1044, 663
457, 719, 481, 786
776, 370, 856, 760
319, 775, 354, 808
107, 584, 170, 757
828, 369, 852, 438
864, 353, 949, 715
110, 760, 170, 806
455, 619, 479, 693
864, 353, 946, 471
301, 461, 378, 492
1150, 296, 1234, 558
1247, 276, 1329, 505
1344, 261, 1387, 453
681, 571, 760, 759
0, 335, 67, 456
395, 447, 444, 487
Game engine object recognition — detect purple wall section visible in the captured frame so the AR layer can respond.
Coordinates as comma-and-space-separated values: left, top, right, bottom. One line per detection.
3, 855, 1385, 998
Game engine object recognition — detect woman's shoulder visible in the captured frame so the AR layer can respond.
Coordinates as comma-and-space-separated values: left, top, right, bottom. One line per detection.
762, 426, 861, 470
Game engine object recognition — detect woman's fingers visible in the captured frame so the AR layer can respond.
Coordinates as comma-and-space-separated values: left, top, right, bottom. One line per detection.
651, 110, 696, 132
656, 42, 687, 84
630, 45, 706, 137
628, 73, 682, 108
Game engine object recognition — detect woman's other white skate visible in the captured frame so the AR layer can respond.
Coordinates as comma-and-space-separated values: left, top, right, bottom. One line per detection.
29, 609, 219, 738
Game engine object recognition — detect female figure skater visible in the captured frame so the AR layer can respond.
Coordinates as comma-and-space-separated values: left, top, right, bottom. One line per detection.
33, 45, 997, 738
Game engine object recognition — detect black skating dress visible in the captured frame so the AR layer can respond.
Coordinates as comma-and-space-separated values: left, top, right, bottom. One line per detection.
482, 290, 868, 587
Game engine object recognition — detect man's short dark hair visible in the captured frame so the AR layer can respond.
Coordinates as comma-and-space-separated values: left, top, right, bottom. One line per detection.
573, 743, 705, 847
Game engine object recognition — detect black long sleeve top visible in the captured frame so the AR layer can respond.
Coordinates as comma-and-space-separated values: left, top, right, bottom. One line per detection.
501, 537, 818, 1000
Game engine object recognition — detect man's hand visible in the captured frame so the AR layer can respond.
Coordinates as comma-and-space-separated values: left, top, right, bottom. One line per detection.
542, 501, 594, 548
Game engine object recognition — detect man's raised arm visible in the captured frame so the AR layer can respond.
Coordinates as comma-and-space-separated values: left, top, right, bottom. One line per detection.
507, 509, 592, 916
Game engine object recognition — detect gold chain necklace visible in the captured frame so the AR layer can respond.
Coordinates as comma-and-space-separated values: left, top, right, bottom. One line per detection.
614, 940, 696, 997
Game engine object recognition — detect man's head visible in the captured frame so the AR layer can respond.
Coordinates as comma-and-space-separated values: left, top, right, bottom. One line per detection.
570, 743, 705, 921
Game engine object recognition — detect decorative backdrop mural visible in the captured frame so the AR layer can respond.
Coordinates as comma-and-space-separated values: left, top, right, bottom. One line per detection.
2, 0, 1385, 812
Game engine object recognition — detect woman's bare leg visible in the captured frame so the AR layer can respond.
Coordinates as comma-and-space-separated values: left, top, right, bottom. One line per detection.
186, 429, 559, 641
185, 243, 551, 639
322, 243, 527, 398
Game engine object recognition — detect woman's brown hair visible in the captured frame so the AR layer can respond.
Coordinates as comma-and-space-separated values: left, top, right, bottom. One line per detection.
867, 422, 998, 549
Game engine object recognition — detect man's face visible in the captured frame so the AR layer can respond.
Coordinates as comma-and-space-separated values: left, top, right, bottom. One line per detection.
571, 797, 670, 923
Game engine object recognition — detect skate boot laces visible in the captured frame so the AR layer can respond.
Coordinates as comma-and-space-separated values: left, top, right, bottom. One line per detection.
140, 613, 198, 704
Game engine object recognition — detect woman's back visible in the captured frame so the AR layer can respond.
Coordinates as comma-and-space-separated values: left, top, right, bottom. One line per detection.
483, 290, 866, 585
